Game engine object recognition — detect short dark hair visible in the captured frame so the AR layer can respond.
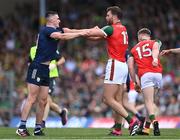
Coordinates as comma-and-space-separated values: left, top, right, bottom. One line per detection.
138, 28, 151, 36
45, 11, 58, 18
106, 6, 123, 19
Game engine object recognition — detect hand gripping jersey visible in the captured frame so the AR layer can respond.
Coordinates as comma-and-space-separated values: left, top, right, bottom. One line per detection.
102, 22, 128, 62
131, 40, 162, 78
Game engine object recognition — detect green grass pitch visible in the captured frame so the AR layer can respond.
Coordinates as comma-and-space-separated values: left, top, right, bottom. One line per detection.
0, 128, 180, 139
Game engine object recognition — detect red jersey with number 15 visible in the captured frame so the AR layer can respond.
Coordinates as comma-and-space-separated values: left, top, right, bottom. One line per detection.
131, 40, 162, 78
106, 23, 128, 62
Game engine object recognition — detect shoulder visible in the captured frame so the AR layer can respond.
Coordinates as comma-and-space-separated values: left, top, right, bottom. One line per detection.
119, 23, 127, 29
116, 23, 127, 31
101, 25, 113, 36
44, 26, 58, 32
152, 39, 162, 49
154, 39, 162, 46
41, 26, 59, 37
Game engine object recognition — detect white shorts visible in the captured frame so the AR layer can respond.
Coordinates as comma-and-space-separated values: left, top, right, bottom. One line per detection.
141, 72, 162, 89
104, 59, 128, 84
128, 90, 138, 103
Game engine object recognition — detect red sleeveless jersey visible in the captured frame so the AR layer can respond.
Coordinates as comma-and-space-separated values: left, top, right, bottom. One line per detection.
131, 40, 162, 78
106, 23, 128, 62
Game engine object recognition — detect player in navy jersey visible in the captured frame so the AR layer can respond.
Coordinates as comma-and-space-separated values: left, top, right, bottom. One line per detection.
16, 11, 87, 137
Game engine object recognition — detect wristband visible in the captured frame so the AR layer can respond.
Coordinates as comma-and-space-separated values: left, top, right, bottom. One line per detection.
153, 58, 158, 61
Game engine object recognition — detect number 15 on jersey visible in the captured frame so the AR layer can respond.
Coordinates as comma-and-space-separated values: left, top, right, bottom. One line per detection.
136, 43, 152, 59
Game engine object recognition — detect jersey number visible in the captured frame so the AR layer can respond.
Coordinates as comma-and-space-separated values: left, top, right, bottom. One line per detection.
135, 43, 152, 59
121, 31, 128, 44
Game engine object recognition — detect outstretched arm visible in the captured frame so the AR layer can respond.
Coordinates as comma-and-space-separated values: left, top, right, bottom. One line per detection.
160, 48, 180, 55
63, 27, 90, 33
86, 36, 104, 41
50, 31, 86, 40
65, 26, 106, 37
63, 25, 112, 40
86, 26, 106, 38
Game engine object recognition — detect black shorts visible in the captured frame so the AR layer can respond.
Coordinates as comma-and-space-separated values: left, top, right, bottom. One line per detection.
26, 61, 50, 86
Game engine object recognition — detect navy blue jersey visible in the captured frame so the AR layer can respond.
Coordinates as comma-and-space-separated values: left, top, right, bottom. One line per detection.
34, 26, 63, 63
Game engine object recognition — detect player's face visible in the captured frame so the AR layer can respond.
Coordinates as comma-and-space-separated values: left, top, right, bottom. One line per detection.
106, 11, 113, 25
51, 14, 61, 28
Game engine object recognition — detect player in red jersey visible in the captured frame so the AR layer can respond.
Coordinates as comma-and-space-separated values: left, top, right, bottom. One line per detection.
110, 54, 145, 134
128, 28, 162, 136
81, 6, 139, 136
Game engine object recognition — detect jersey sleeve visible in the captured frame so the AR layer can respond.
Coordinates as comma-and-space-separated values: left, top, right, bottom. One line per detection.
155, 39, 162, 50
44, 27, 59, 37
101, 25, 113, 37
57, 27, 64, 33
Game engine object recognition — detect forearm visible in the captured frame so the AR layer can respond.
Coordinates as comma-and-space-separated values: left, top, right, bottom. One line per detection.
87, 28, 105, 37
152, 42, 160, 59
87, 36, 103, 40
135, 75, 140, 85
128, 57, 136, 83
170, 48, 180, 54
129, 68, 136, 83
69, 29, 88, 33
57, 57, 65, 66
152, 49, 159, 60
63, 27, 89, 33
57, 32, 81, 40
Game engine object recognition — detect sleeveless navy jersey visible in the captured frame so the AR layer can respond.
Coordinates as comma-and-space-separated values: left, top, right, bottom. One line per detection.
34, 26, 63, 63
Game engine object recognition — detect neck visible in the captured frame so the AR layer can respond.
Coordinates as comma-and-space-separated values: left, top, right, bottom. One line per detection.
46, 23, 56, 28
113, 19, 121, 24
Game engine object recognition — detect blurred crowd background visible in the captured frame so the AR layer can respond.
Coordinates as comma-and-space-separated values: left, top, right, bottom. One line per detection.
0, 0, 180, 126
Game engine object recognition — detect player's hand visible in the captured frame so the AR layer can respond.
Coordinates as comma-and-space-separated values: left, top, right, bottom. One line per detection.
134, 82, 141, 93
93, 26, 100, 30
49, 63, 56, 70
160, 50, 171, 56
152, 58, 158, 67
